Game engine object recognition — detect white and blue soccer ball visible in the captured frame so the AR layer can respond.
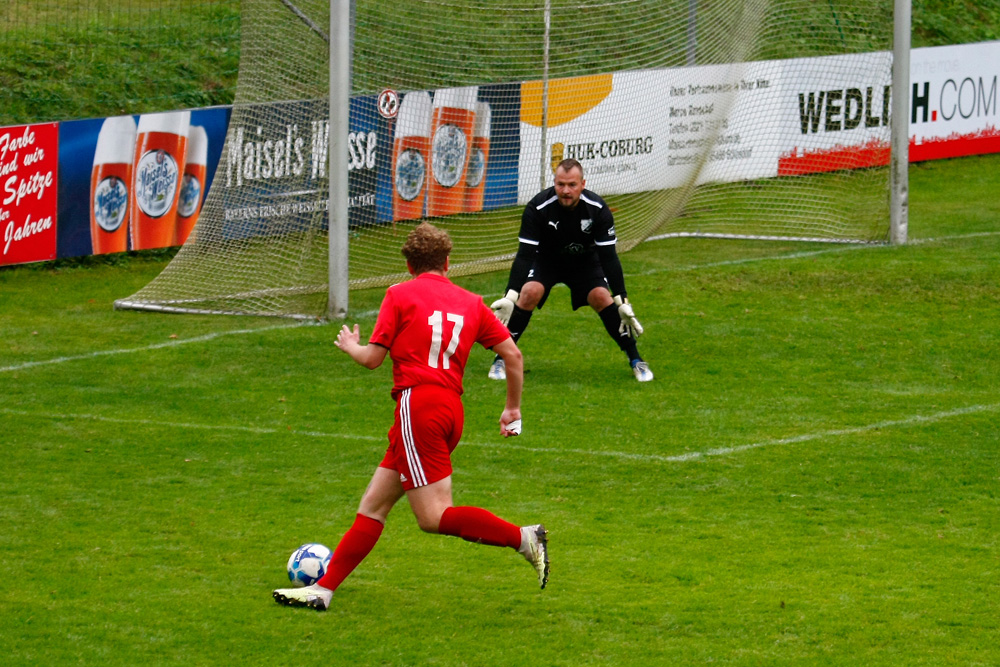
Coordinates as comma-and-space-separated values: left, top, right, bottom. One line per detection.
286, 543, 333, 587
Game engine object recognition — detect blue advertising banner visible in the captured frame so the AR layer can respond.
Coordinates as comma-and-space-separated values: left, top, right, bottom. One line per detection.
56, 107, 231, 259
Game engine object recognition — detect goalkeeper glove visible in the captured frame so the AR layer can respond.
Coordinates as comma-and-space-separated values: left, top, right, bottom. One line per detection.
490, 289, 519, 326
613, 295, 644, 339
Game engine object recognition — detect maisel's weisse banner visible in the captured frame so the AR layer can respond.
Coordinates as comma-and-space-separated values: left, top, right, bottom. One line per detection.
2, 41, 999, 267
213, 99, 339, 243
174, 85, 520, 246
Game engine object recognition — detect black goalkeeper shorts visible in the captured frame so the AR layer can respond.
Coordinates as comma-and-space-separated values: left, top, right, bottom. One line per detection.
525, 256, 611, 311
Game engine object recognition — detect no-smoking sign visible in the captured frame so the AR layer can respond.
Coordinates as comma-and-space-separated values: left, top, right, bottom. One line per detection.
377, 89, 399, 119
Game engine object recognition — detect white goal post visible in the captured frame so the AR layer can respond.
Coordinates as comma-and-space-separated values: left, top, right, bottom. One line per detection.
328, 0, 351, 320
116, 0, 911, 320
890, 0, 910, 246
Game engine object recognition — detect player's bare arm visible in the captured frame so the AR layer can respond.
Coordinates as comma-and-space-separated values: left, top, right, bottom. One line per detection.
335, 323, 389, 369
493, 337, 523, 436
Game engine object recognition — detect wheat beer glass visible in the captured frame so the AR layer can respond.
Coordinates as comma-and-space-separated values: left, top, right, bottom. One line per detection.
130, 111, 190, 249
463, 101, 491, 213
427, 86, 478, 217
176, 124, 208, 245
90, 115, 136, 254
392, 92, 432, 221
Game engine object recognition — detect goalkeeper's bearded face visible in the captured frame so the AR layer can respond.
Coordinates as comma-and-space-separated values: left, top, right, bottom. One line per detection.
554, 165, 585, 209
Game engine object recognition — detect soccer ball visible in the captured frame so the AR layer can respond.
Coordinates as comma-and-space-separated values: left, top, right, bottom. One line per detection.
286, 543, 333, 587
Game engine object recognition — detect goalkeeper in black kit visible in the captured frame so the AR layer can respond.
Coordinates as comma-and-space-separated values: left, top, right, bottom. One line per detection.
488, 158, 653, 383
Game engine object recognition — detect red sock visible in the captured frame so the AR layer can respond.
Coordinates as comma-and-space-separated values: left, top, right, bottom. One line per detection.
316, 514, 384, 591
438, 506, 522, 548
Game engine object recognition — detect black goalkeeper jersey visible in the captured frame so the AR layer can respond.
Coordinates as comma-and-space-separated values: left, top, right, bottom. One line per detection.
507, 187, 627, 297
518, 187, 617, 259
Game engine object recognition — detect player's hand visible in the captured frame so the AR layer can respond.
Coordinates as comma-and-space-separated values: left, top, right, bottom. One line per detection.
500, 408, 522, 437
490, 289, 519, 326
335, 323, 362, 351
613, 295, 644, 339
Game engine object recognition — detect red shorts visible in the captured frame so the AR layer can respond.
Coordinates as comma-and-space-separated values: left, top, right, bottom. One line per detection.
380, 385, 464, 490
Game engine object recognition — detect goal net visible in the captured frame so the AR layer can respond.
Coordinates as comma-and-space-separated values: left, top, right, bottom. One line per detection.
117, 0, 895, 319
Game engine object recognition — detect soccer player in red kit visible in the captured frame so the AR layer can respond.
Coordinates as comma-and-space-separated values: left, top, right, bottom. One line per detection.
273, 223, 549, 611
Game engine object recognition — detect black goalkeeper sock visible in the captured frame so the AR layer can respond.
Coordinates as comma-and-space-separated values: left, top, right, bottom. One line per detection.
507, 305, 533, 345
598, 304, 641, 362
495, 306, 533, 363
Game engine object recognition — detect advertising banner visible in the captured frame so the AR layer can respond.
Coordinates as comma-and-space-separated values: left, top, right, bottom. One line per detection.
517, 53, 895, 198
380, 83, 521, 223
1, 123, 59, 266
775, 52, 893, 176
516, 43, 998, 195
211, 84, 520, 244
908, 41, 1000, 160
57, 107, 230, 259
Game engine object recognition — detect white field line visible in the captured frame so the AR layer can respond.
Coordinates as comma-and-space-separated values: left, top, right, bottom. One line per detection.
5, 402, 996, 463
632, 230, 1000, 277
0, 311, 386, 375
633, 244, 861, 276
4, 231, 995, 374
460, 403, 1000, 463
0, 408, 383, 442
656, 403, 1000, 462
0, 322, 312, 373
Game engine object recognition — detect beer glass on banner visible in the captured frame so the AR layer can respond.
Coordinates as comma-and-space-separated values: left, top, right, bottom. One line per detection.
90, 115, 136, 254
130, 111, 190, 250
391, 91, 432, 221
426, 86, 478, 217
463, 101, 491, 213
176, 125, 208, 245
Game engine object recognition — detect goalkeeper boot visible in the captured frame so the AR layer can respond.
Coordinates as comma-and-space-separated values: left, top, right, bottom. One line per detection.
488, 357, 506, 381
631, 359, 654, 382
518, 524, 550, 589
272, 583, 333, 611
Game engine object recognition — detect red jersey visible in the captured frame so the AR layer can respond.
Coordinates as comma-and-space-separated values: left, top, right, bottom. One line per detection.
369, 273, 511, 398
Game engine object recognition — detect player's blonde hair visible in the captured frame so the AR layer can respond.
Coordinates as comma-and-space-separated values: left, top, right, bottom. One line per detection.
401, 222, 453, 274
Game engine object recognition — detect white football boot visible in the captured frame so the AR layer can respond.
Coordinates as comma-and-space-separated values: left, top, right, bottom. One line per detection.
488, 357, 506, 381
272, 583, 333, 611
631, 360, 654, 382
518, 524, 550, 589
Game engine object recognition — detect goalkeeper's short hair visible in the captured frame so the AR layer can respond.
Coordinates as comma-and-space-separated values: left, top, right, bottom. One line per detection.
402, 222, 452, 274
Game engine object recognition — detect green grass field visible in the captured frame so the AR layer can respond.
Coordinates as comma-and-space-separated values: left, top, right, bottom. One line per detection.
1, 153, 998, 664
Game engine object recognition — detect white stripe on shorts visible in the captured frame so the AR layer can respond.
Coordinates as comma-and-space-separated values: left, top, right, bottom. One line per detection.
399, 389, 427, 487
